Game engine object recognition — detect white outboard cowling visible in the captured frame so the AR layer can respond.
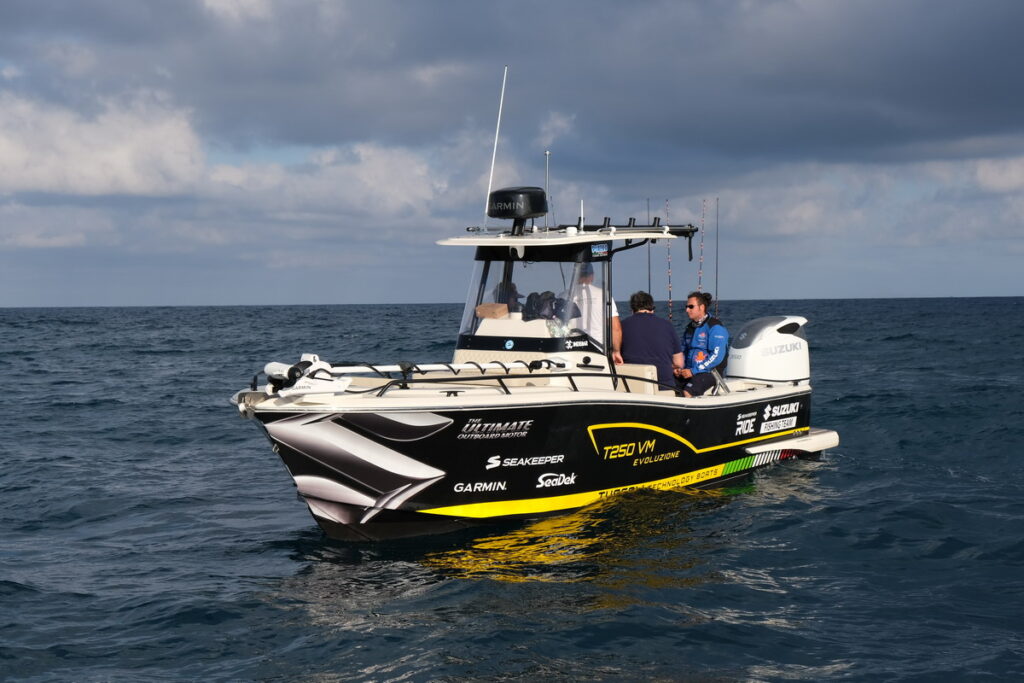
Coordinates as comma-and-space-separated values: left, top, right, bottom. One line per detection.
726, 316, 810, 384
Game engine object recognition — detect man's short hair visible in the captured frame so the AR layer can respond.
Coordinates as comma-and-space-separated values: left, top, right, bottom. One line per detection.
630, 291, 655, 312
686, 290, 713, 310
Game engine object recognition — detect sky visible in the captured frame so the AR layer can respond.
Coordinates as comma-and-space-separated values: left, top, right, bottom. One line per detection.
1, 0, 1022, 307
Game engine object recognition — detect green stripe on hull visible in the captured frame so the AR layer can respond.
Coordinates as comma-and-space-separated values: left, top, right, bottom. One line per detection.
722, 455, 755, 476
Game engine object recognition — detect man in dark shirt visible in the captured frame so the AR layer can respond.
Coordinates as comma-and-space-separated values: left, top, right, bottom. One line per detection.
616, 291, 683, 390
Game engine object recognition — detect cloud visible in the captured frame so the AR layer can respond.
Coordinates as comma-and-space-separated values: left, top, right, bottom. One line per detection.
974, 157, 1024, 193
410, 62, 472, 89
201, 0, 273, 23
536, 112, 575, 151
208, 143, 439, 221
0, 202, 116, 248
41, 41, 98, 78
0, 92, 204, 196
0, 0, 1022, 304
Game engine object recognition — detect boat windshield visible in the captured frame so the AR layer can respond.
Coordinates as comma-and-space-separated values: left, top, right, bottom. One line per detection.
457, 259, 615, 351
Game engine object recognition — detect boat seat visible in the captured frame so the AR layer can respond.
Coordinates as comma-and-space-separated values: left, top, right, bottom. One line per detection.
475, 303, 509, 319
614, 363, 659, 394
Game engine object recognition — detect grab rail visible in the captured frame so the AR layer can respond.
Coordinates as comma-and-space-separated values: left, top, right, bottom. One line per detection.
356, 370, 668, 398
259, 355, 678, 398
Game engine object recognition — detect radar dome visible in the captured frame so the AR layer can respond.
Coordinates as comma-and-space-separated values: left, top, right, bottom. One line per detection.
487, 187, 548, 221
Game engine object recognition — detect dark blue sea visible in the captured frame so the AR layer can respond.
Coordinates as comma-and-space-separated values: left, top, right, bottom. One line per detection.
2, 298, 1022, 681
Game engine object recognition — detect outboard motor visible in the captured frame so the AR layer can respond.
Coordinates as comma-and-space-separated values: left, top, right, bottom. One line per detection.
726, 316, 810, 385
488, 186, 547, 235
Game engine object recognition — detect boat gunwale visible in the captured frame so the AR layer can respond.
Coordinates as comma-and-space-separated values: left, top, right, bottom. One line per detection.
235, 381, 812, 414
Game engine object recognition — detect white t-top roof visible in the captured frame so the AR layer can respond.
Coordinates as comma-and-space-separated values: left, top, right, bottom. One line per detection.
437, 227, 683, 247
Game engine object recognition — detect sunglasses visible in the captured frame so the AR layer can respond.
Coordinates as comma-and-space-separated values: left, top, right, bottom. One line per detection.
685, 304, 698, 309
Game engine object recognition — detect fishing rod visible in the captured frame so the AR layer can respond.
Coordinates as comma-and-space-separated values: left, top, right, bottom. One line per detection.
665, 199, 673, 321
696, 198, 706, 292
646, 198, 652, 293
715, 196, 720, 317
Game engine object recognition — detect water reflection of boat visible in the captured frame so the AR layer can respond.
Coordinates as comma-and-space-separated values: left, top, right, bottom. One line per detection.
420, 488, 733, 587
232, 186, 839, 541
265, 487, 734, 637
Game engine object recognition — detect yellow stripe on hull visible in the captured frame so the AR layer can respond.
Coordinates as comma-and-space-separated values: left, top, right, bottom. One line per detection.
420, 425, 809, 519
419, 463, 727, 518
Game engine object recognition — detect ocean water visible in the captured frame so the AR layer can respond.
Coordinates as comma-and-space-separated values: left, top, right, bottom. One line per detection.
2, 298, 1022, 681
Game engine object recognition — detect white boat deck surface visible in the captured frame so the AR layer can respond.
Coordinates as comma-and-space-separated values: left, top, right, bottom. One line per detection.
245, 372, 809, 413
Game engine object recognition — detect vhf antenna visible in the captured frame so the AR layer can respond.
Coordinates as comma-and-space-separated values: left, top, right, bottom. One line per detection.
544, 150, 550, 229
484, 65, 509, 227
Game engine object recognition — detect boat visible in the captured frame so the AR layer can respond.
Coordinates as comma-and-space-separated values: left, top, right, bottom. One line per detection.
231, 186, 839, 541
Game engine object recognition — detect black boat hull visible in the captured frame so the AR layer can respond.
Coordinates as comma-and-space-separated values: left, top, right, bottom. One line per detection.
255, 391, 817, 540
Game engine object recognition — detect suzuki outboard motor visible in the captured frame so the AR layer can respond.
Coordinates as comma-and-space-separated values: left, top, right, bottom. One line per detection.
726, 316, 810, 385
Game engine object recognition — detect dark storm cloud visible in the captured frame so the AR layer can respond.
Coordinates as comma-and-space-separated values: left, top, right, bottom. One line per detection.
4, 0, 1023, 167
2, 0, 1022, 305
492, 0, 1024, 169
0, 0, 204, 44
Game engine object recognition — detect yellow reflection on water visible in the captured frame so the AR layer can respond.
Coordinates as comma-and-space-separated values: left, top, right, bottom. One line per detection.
421, 485, 742, 585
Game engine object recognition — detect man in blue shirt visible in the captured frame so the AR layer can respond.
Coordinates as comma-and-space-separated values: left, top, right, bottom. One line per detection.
678, 291, 729, 397
617, 291, 683, 391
